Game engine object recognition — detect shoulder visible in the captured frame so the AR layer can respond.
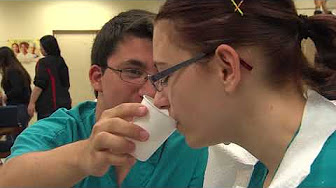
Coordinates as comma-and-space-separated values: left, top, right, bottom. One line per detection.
24, 101, 96, 139
70, 101, 97, 123
36, 57, 47, 67
313, 131, 336, 167
6, 101, 96, 161
37, 56, 57, 64
312, 131, 336, 167
300, 131, 336, 187
37, 57, 47, 63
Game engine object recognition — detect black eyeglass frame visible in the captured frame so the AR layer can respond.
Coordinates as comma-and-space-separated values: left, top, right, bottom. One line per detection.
105, 66, 152, 85
149, 51, 253, 91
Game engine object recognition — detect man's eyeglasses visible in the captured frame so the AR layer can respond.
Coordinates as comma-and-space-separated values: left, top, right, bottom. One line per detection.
149, 51, 253, 92
106, 66, 151, 85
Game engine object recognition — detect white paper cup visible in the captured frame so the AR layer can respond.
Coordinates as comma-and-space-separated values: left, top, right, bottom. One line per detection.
131, 95, 176, 161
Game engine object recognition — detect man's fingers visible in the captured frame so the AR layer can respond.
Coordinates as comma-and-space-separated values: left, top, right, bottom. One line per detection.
92, 118, 149, 141
106, 153, 136, 166
93, 132, 135, 154
101, 103, 148, 119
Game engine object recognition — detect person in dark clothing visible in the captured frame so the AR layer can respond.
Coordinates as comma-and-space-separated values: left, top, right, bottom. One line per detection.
314, 0, 333, 15
28, 35, 71, 120
0, 46, 31, 127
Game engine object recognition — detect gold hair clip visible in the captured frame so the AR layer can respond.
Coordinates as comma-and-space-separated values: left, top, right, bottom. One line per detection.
231, 0, 244, 16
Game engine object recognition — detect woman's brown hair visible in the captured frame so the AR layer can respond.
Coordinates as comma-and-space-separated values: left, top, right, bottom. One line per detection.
156, 0, 336, 90
0, 46, 31, 88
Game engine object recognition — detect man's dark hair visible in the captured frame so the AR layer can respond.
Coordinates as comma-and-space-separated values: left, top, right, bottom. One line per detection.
91, 9, 155, 68
91, 9, 155, 97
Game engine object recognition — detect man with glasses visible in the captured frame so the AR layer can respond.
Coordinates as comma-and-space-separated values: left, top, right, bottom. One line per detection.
0, 10, 208, 187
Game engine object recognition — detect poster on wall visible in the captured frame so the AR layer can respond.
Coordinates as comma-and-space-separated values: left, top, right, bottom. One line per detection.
7, 39, 41, 64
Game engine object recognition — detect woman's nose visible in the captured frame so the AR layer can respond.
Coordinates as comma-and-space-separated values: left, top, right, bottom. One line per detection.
154, 91, 170, 109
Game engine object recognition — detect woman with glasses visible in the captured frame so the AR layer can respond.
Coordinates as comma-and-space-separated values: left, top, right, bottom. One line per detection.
151, 0, 336, 187
28, 35, 71, 120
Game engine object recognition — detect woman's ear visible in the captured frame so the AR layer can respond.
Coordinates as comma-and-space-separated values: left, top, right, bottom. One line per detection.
214, 44, 242, 93
89, 65, 103, 93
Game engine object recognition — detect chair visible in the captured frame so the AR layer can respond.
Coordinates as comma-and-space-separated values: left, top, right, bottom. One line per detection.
0, 106, 24, 158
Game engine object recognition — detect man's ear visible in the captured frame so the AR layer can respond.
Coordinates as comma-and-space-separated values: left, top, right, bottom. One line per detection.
214, 44, 242, 93
89, 65, 103, 93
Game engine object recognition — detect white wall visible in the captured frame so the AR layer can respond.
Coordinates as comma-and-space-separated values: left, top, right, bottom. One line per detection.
0, 1, 164, 46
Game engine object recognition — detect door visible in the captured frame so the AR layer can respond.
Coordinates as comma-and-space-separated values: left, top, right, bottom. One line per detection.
54, 31, 98, 106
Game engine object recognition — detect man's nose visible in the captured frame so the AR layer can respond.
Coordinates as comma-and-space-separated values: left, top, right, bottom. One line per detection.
138, 79, 156, 98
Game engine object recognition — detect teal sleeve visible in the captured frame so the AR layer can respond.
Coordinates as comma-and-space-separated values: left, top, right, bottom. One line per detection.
6, 110, 76, 161
188, 147, 209, 187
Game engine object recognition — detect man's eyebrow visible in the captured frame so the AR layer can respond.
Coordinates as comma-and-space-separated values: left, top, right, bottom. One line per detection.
122, 59, 147, 69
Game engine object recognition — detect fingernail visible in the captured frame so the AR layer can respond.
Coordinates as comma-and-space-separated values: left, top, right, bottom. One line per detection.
140, 130, 149, 141
138, 106, 147, 115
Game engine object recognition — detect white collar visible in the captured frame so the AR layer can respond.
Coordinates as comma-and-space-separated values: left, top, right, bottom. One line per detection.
269, 90, 336, 188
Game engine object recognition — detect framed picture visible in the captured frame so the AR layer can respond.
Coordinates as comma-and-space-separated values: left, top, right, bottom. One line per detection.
7, 39, 41, 64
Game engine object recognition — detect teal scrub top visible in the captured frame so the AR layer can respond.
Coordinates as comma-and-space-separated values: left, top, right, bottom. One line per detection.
7, 101, 208, 187
248, 131, 336, 187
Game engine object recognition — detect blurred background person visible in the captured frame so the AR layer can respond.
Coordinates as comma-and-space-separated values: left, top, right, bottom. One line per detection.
28, 42, 39, 58
11, 43, 20, 56
17, 42, 35, 64
314, 0, 333, 14
0, 46, 32, 127
28, 35, 71, 120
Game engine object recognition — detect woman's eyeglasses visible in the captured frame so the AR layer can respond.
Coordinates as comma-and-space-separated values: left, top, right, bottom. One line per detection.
149, 50, 253, 92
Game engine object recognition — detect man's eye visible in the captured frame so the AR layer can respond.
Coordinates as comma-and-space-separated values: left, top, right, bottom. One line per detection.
123, 69, 144, 77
